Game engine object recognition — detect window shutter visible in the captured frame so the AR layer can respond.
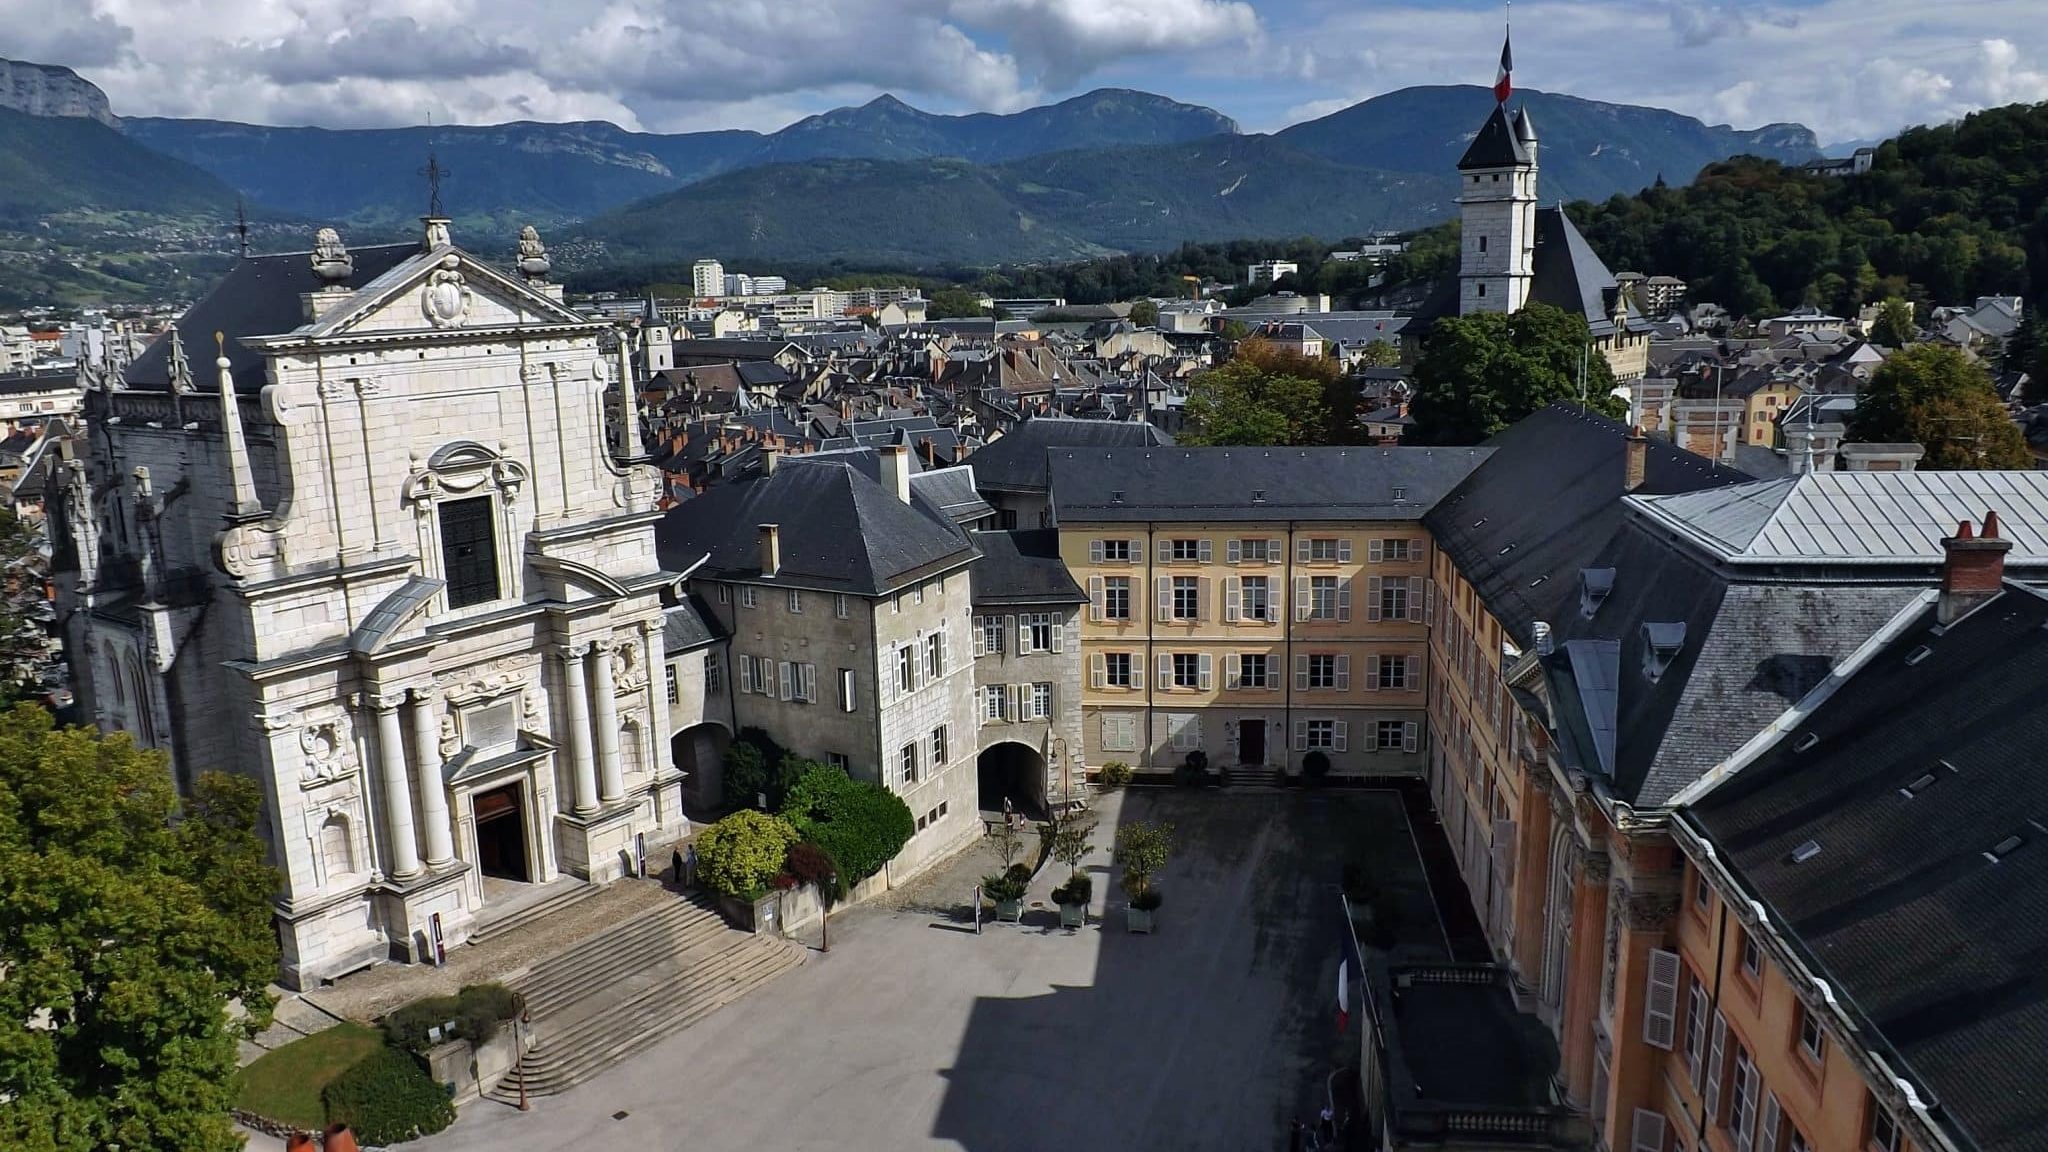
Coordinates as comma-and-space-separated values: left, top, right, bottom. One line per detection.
1338, 538, 1353, 563
1295, 577, 1312, 621
1295, 536, 1311, 563
1051, 621, 1064, 653
1011, 684, 1025, 721
738, 655, 754, 695
778, 661, 794, 700
1368, 538, 1384, 563
1339, 577, 1353, 621
1227, 655, 1242, 690
1048, 683, 1058, 719
1129, 538, 1143, 564
1703, 1013, 1728, 1123
1157, 577, 1172, 620
1407, 576, 1424, 622
1336, 655, 1351, 691
1268, 662, 1281, 692
1295, 655, 1310, 691
1157, 538, 1172, 563
1198, 539, 1213, 562
1368, 576, 1384, 621
1630, 1110, 1668, 1152
1158, 653, 1173, 689
1131, 658, 1144, 690
1153, 712, 1170, 748
1227, 538, 1241, 565
1091, 653, 1106, 688
1294, 720, 1309, 751
1403, 721, 1418, 753
1333, 721, 1348, 752
1267, 538, 1282, 563
1198, 653, 1213, 691
972, 617, 986, 656
1225, 577, 1242, 622
1088, 579, 1104, 623
1089, 539, 1104, 564
1757, 1094, 1781, 1152
1736, 1061, 1761, 1152
1644, 949, 1681, 1049
1197, 577, 1210, 621
1425, 580, 1437, 625
1367, 654, 1382, 691
1015, 615, 1028, 655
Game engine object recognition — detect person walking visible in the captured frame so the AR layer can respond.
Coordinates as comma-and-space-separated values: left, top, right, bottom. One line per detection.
671, 848, 686, 889
685, 842, 700, 889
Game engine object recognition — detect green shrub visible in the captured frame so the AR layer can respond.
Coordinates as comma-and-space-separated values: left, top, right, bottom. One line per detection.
696, 810, 801, 897
321, 1046, 455, 1145
982, 871, 1028, 902
1114, 820, 1175, 900
1130, 887, 1164, 911
778, 762, 914, 884
1054, 873, 1093, 905
381, 983, 524, 1052
1099, 761, 1133, 789
1303, 750, 1332, 781
723, 740, 769, 806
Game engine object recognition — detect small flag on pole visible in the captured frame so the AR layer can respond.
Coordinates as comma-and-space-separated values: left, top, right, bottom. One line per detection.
1494, 31, 1514, 105
1337, 901, 1365, 1033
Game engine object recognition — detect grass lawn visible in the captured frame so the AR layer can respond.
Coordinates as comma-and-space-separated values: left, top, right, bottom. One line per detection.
237, 1021, 384, 1129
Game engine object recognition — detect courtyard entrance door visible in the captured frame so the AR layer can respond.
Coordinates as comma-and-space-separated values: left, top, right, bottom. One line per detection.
473, 783, 530, 883
1239, 719, 1265, 766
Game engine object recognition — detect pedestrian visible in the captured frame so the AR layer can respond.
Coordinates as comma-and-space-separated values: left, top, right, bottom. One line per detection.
1318, 1104, 1336, 1143
685, 842, 699, 889
1002, 795, 1014, 828
671, 848, 685, 888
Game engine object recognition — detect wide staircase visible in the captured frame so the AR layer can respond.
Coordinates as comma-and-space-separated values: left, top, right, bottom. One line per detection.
486, 892, 803, 1103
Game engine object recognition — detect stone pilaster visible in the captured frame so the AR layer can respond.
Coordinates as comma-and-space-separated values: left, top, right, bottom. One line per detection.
560, 644, 599, 814
372, 692, 421, 878
591, 640, 624, 803
410, 687, 454, 866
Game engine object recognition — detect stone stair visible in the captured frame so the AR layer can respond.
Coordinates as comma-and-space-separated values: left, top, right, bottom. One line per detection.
1226, 767, 1285, 788
467, 878, 599, 945
485, 893, 803, 1103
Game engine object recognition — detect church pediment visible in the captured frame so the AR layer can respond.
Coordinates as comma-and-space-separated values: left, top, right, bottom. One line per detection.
294, 241, 596, 344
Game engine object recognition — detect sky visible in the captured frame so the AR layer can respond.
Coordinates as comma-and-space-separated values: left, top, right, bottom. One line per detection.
18, 0, 2048, 146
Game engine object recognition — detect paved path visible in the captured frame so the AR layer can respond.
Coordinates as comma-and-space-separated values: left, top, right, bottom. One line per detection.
416, 787, 1447, 1152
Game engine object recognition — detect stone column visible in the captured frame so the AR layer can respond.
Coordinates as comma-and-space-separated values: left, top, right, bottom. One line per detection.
561, 645, 600, 815
591, 641, 625, 803
374, 693, 422, 879
410, 688, 454, 867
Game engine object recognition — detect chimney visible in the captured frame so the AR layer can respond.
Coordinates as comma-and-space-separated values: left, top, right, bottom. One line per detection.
758, 523, 781, 577
1938, 513, 2011, 624
1624, 425, 1648, 492
880, 443, 912, 504
761, 446, 779, 475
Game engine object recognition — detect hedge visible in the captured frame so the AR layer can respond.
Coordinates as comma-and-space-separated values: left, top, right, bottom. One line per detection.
382, 983, 524, 1053
777, 761, 913, 884
321, 1046, 455, 1145
696, 810, 800, 897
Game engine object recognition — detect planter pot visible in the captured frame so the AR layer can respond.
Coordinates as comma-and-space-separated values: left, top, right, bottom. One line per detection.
1126, 905, 1156, 933
1058, 901, 1088, 927
995, 898, 1025, 923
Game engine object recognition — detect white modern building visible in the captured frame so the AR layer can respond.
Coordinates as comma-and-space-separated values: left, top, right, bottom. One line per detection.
692, 258, 726, 300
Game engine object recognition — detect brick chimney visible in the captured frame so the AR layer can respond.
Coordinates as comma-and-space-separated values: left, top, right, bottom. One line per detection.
1938, 512, 2011, 624
879, 443, 912, 504
761, 446, 779, 475
758, 524, 781, 577
1624, 426, 1649, 492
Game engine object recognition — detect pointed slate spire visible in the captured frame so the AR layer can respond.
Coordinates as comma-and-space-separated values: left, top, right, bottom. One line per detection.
213, 332, 264, 521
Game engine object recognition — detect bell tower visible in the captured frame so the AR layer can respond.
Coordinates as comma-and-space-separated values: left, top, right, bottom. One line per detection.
1456, 103, 1538, 315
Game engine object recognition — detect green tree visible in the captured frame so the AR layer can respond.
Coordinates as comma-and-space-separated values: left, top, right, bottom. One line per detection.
694, 810, 800, 898
0, 709, 280, 1152
1849, 344, 2030, 468
2003, 313, 2047, 398
1869, 297, 1917, 348
777, 762, 914, 884
0, 508, 50, 701
928, 287, 989, 320
1182, 338, 1333, 446
1127, 299, 1159, 327
1356, 339, 1401, 368
1408, 303, 1623, 444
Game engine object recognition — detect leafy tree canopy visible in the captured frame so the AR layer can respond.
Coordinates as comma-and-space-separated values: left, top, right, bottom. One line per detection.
1408, 303, 1622, 444
777, 762, 914, 885
0, 709, 280, 1152
1183, 338, 1338, 446
1868, 298, 1917, 349
1848, 344, 2031, 468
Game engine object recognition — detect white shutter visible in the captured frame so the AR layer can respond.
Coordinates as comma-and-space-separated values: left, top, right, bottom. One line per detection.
1336, 655, 1350, 691
1198, 539, 1213, 562
1367, 654, 1382, 691
1295, 536, 1311, 563
1295, 655, 1310, 691
1403, 721, 1418, 753
778, 661, 794, 700
1266, 538, 1282, 564
1129, 538, 1143, 564
1369, 538, 1384, 563
1295, 577, 1311, 621
1294, 720, 1309, 750
972, 616, 986, 655
1425, 580, 1437, 625
1197, 577, 1210, 621
1268, 661, 1281, 692
738, 655, 754, 695
1157, 577, 1172, 620
1333, 721, 1348, 752
1757, 1095, 1782, 1152
1091, 653, 1106, 688
1644, 949, 1681, 1049
1407, 576, 1424, 622
1226, 538, 1241, 564
1088, 578, 1104, 623
1630, 1109, 1668, 1152
1368, 576, 1384, 621
1225, 577, 1241, 622
1131, 657, 1144, 690
1011, 684, 1025, 721
1704, 1013, 1728, 1123
1339, 577, 1353, 621
1157, 537, 1172, 563
1226, 654, 1242, 690
1158, 653, 1173, 689
1089, 539, 1105, 563
1736, 1060, 1761, 1152
1198, 653, 1213, 691
1338, 538, 1353, 563
1016, 615, 1029, 654
1051, 621, 1064, 653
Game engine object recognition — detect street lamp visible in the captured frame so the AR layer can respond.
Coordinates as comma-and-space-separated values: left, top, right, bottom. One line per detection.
516, 1009, 531, 1112
822, 873, 837, 953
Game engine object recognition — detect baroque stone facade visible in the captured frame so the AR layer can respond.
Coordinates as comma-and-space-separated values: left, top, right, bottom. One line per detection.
51, 221, 680, 988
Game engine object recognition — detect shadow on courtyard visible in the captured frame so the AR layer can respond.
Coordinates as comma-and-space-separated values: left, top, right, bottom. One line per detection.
929, 781, 1493, 1152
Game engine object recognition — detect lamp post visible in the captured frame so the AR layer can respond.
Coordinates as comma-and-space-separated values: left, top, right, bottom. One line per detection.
822, 873, 836, 953
516, 1009, 531, 1112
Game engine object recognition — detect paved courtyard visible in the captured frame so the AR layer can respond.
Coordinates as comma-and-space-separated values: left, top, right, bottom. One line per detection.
418, 785, 1471, 1152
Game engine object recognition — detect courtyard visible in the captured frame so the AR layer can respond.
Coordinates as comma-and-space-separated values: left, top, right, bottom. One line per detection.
416, 785, 1483, 1152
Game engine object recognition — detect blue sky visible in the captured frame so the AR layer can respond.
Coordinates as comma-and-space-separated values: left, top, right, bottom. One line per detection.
20, 0, 2048, 145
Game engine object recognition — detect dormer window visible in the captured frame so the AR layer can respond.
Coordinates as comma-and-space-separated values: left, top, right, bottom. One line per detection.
1580, 568, 1616, 619
1641, 622, 1686, 682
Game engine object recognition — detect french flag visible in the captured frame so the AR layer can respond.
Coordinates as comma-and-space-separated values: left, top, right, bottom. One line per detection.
1494, 32, 1514, 105
1337, 916, 1365, 1033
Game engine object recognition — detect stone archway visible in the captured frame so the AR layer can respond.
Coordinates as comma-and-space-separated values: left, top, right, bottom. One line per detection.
672, 721, 732, 808
977, 740, 1048, 820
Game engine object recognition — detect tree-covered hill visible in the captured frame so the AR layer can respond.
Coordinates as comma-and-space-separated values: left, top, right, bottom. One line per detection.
0, 107, 238, 227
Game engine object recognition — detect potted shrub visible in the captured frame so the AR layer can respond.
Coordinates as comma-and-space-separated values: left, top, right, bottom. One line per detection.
982, 867, 1028, 922
1099, 760, 1133, 790
1114, 821, 1174, 933
1175, 749, 1210, 787
1053, 873, 1093, 927
1302, 749, 1332, 787
1050, 814, 1098, 927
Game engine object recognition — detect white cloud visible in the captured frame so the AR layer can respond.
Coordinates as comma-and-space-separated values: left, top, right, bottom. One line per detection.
948, 0, 1260, 86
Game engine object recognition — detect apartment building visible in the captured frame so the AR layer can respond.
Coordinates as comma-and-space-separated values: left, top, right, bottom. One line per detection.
967, 529, 1087, 814
1049, 446, 1489, 777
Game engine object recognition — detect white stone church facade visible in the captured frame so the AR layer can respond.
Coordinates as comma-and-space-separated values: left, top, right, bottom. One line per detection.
51, 220, 682, 989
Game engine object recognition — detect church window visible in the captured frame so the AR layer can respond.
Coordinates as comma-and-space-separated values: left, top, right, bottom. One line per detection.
439, 496, 501, 608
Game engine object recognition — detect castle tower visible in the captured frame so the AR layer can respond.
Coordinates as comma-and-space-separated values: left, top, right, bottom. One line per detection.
1456, 103, 1538, 314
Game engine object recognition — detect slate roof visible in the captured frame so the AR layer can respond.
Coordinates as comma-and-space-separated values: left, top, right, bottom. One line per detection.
1050, 446, 1491, 524
1530, 208, 1639, 337
661, 595, 726, 653
908, 465, 995, 526
968, 529, 1086, 606
965, 417, 1172, 494
126, 244, 417, 394
654, 459, 973, 595
1458, 104, 1533, 170
1686, 584, 2048, 1152
0, 369, 77, 395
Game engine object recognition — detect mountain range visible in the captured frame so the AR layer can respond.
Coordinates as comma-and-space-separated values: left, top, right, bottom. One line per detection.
0, 55, 1825, 292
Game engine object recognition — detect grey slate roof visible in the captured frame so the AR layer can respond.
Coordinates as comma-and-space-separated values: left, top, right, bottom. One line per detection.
654, 459, 973, 595
968, 529, 1086, 606
965, 416, 1172, 494
909, 465, 995, 526
1687, 584, 2048, 1152
1458, 104, 1533, 170
661, 595, 725, 653
126, 244, 417, 394
1050, 446, 1492, 524
1530, 208, 1631, 337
